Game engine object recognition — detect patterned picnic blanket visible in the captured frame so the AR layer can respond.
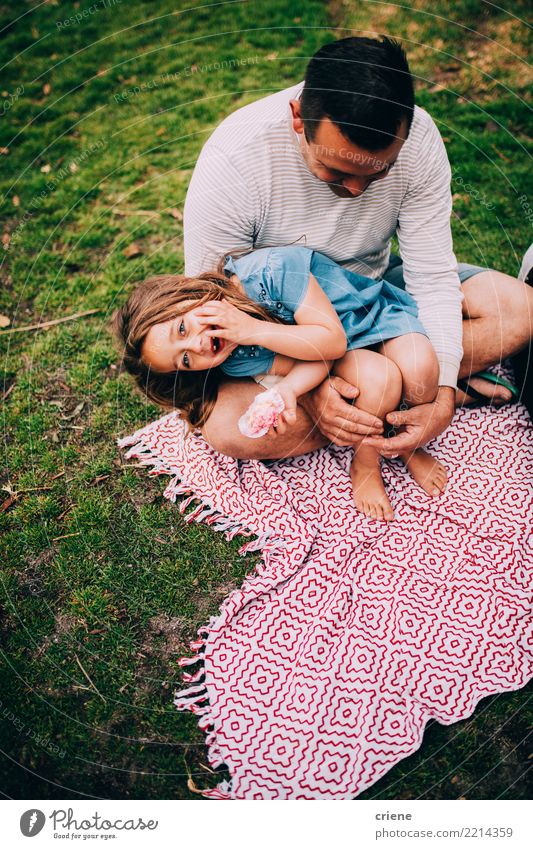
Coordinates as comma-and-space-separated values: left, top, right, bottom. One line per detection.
119, 397, 532, 799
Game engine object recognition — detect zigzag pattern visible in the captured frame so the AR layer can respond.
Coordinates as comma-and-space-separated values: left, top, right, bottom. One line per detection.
119, 386, 533, 800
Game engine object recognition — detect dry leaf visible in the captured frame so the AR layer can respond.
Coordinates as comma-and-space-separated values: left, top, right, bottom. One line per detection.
61, 401, 85, 420
123, 242, 144, 259
43, 83, 51, 95
0, 314, 10, 328
69, 162, 78, 173
40, 163, 51, 173
169, 208, 183, 220
97, 68, 108, 77
0, 147, 9, 155
156, 127, 166, 136
12, 195, 20, 207
2, 233, 10, 249
267, 52, 278, 61
1, 494, 17, 513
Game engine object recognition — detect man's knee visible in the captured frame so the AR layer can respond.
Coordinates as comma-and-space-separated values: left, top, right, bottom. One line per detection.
463, 270, 533, 325
200, 380, 259, 457
200, 380, 326, 460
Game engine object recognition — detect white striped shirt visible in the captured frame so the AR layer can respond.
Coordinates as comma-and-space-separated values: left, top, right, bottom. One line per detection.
184, 82, 463, 386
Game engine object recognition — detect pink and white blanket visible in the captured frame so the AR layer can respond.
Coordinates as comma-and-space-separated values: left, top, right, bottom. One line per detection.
119, 398, 532, 800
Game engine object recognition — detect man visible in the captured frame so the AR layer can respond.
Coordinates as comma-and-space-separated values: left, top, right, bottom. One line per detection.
184, 36, 532, 460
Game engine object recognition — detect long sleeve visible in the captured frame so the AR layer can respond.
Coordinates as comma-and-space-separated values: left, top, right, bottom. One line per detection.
183, 144, 257, 277
397, 114, 463, 387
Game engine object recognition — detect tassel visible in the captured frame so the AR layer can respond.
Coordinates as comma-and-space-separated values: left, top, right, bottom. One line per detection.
179, 495, 197, 513
177, 655, 202, 667
190, 704, 210, 716
174, 692, 208, 710
182, 668, 205, 684
176, 683, 206, 699
201, 780, 232, 799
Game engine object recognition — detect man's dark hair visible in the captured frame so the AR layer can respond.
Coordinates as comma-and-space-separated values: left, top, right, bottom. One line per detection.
300, 36, 415, 151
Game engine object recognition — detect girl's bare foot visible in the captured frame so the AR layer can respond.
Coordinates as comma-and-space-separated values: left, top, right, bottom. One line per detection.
401, 448, 447, 497
456, 375, 512, 407
350, 453, 394, 521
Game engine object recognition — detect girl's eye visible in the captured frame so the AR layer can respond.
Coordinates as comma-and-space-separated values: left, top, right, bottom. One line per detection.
179, 320, 185, 335
182, 352, 190, 369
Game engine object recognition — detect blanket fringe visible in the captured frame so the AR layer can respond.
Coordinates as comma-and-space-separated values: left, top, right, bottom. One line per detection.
118, 431, 281, 550
175, 625, 233, 797
118, 422, 296, 800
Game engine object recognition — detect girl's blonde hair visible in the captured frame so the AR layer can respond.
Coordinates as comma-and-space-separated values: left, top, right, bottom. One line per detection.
113, 266, 282, 429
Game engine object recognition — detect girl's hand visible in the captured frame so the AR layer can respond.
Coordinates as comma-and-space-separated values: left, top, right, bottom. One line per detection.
195, 300, 261, 346
273, 383, 297, 429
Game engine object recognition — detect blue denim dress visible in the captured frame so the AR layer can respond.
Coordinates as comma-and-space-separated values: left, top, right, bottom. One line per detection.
220, 246, 427, 378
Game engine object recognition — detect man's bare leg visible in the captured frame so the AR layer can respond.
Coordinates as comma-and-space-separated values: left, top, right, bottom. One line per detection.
457, 270, 533, 405
201, 378, 327, 460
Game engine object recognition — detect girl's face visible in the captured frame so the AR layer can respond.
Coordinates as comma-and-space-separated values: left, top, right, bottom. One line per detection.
142, 301, 237, 373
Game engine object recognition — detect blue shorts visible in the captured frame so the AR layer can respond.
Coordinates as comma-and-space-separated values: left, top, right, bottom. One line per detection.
384, 254, 488, 289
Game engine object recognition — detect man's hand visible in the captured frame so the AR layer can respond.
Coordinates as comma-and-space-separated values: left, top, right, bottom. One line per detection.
364, 386, 455, 457
299, 375, 383, 446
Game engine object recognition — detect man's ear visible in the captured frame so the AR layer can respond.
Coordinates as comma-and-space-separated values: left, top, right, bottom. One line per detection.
289, 99, 305, 135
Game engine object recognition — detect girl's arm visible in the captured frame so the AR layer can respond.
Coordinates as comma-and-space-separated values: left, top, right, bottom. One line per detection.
197, 273, 347, 361
274, 360, 332, 425
253, 354, 332, 426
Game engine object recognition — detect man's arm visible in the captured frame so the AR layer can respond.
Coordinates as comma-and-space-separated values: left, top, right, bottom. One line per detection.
364, 113, 461, 456
183, 144, 256, 276
396, 111, 464, 390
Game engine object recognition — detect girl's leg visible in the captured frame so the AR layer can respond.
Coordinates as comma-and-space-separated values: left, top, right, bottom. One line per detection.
378, 333, 448, 497
334, 349, 402, 520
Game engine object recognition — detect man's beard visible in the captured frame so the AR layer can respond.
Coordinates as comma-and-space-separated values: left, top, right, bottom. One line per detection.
327, 182, 361, 199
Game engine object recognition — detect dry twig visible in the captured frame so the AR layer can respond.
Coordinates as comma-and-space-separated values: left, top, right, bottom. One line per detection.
0, 309, 101, 335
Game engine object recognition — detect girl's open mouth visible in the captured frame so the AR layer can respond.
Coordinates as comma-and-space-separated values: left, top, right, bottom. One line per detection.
211, 332, 223, 354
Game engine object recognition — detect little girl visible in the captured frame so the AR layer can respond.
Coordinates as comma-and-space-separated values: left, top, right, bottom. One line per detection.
115, 245, 447, 521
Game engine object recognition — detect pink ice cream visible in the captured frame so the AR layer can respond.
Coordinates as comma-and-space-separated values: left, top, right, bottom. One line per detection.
238, 388, 285, 438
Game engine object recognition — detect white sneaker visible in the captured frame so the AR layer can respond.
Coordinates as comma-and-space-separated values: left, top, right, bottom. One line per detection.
518, 243, 533, 284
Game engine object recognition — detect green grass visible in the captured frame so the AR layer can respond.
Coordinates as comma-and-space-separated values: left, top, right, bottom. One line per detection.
1, 0, 531, 799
